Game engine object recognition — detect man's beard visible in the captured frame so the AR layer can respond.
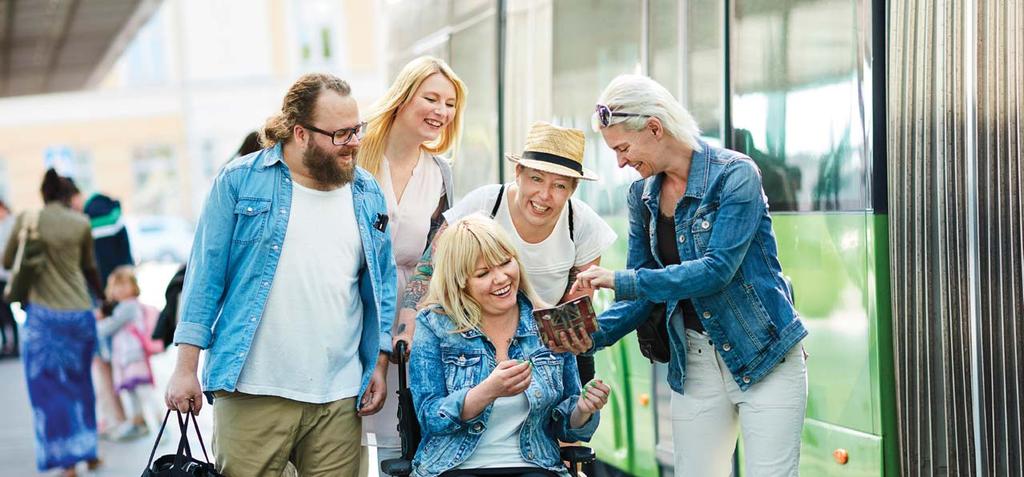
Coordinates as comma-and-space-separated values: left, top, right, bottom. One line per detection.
303, 140, 356, 187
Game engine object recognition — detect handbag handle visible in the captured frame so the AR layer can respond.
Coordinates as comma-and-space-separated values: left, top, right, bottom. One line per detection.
144, 409, 177, 470
144, 401, 214, 471
187, 404, 212, 464
174, 401, 212, 465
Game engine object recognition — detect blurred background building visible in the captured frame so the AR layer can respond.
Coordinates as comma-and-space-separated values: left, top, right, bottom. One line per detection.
0, 0, 383, 229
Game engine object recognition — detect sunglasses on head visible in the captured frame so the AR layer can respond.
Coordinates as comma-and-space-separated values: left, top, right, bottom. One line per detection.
595, 104, 649, 128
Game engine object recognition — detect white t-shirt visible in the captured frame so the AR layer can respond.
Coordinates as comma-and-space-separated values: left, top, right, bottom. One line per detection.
457, 393, 532, 470
444, 184, 618, 306
236, 181, 365, 403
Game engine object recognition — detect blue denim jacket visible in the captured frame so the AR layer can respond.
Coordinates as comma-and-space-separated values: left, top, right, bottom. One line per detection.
409, 294, 598, 477
173, 144, 397, 407
592, 141, 806, 393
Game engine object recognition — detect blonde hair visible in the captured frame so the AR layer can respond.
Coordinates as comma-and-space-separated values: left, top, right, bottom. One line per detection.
424, 214, 538, 332
359, 56, 467, 179
105, 265, 140, 299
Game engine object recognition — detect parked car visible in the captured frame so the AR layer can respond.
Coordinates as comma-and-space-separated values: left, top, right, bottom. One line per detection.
125, 215, 195, 264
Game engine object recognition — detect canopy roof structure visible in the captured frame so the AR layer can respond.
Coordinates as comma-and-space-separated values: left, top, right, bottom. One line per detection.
0, 0, 160, 97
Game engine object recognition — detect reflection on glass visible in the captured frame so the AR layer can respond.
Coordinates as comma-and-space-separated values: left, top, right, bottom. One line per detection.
503, 0, 554, 180
552, 0, 643, 238
449, 15, 499, 196
649, 0, 681, 96
650, 0, 724, 144
383, 0, 451, 56
732, 0, 866, 211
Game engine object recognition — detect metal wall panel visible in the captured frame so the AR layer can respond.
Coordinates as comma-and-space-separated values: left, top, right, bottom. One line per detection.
889, 0, 1023, 475
975, 0, 1024, 474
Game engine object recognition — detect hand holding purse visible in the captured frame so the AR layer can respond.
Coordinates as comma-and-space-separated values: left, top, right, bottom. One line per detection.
141, 405, 223, 477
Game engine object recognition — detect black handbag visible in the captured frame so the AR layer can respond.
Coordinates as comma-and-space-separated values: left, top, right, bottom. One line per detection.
141, 408, 223, 477
636, 302, 671, 363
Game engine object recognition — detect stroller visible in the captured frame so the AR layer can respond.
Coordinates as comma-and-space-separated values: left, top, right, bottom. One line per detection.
380, 341, 596, 477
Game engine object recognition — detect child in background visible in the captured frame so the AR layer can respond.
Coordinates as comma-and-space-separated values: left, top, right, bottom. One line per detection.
96, 266, 154, 441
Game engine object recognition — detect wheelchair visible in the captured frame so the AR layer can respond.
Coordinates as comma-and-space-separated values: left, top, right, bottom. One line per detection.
380, 341, 596, 477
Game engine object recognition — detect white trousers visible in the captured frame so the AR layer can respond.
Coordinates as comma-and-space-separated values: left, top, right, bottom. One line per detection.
671, 329, 807, 477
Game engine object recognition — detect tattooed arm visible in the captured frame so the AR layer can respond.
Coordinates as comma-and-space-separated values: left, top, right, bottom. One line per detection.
391, 221, 448, 362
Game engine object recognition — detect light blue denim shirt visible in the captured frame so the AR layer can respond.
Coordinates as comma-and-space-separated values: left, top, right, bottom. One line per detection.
173, 144, 397, 407
409, 294, 598, 477
592, 140, 806, 393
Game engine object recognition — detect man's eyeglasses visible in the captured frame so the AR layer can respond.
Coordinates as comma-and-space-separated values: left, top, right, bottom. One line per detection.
595, 104, 649, 128
301, 122, 366, 146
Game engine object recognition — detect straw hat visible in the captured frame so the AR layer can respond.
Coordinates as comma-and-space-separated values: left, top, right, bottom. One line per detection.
505, 122, 598, 181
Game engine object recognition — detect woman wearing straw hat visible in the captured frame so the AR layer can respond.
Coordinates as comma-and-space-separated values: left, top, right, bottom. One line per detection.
358, 55, 467, 472
393, 121, 617, 386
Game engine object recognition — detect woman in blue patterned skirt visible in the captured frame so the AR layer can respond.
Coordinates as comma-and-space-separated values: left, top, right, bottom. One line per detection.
2, 169, 106, 477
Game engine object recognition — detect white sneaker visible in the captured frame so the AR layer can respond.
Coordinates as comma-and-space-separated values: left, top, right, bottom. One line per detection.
109, 422, 148, 442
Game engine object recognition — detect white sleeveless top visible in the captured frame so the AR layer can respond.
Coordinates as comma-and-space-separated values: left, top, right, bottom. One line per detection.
363, 151, 444, 448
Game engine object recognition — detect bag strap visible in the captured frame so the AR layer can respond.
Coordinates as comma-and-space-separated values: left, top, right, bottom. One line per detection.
25, 209, 40, 235
174, 410, 193, 466
9, 210, 40, 276
188, 407, 212, 463
490, 184, 506, 218
145, 409, 176, 469
568, 198, 575, 242
156, 402, 213, 469
492, 184, 575, 242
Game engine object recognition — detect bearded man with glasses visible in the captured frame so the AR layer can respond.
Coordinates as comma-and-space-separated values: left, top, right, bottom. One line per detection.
165, 73, 397, 476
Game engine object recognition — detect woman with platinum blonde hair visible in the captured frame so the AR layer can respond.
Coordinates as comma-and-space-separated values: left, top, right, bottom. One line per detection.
409, 214, 609, 477
358, 55, 468, 472
572, 74, 808, 476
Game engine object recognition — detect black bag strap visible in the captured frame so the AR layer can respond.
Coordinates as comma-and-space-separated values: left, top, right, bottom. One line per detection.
490, 184, 506, 218
174, 410, 193, 465
491, 183, 575, 242
145, 409, 176, 470
145, 404, 214, 471
180, 404, 212, 464
568, 198, 575, 242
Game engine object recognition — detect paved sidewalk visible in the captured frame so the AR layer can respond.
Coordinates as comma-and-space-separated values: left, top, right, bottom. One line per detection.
0, 349, 214, 476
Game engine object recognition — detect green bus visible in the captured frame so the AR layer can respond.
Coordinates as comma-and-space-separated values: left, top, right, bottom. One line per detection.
383, 0, 1024, 475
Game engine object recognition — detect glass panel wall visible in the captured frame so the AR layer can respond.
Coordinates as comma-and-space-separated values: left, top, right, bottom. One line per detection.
731, 0, 866, 211
647, 1, 725, 466
685, 0, 725, 145
382, 0, 451, 57
551, 0, 643, 271
381, 0, 501, 197
449, 13, 500, 195
503, 0, 553, 171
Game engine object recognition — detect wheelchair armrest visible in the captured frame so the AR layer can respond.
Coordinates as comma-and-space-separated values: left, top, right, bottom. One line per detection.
560, 445, 596, 465
381, 458, 413, 476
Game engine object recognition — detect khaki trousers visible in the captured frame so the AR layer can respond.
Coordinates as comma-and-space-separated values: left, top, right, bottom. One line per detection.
213, 392, 361, 477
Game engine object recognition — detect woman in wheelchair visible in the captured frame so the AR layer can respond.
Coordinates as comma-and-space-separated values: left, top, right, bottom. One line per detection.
409, 214, 611, 477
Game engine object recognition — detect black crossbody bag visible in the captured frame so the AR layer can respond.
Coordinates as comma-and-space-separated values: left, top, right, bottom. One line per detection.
635, 198, 672, 364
